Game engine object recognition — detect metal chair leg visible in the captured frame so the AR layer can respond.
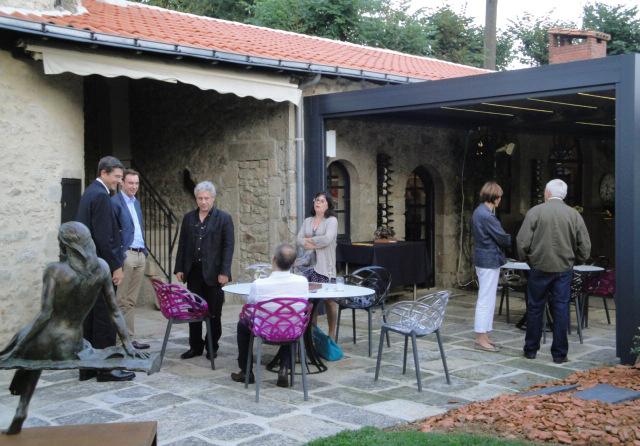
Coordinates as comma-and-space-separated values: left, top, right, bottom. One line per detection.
255, 338, 263, 402
290, 343, 295, 387
603, 296, 611, 324
245, 335, 254, 390
158, 319, 173, 371
402, 336, 408, 374
498, 286, 505, 316
299, 337, 308, 401
367, 308, 372, 357
204, 318, 215, 370
381, 302, 390, 347
374, 327, 385, 381
505, 287, 510, 323
336, 306, 342, 342
352, 309, 356, 344
410, 333, 422, 392
435, 329, 450, 384
574, 296, 583, 344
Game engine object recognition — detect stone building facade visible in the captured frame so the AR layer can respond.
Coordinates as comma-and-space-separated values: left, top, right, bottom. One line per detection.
0, 49, 84, 344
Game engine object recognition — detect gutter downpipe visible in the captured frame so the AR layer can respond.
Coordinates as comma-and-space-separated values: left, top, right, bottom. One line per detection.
295, 74, 322, 231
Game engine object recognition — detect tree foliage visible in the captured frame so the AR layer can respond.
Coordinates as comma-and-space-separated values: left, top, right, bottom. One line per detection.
582, 2, 640, 55
507, 2, 640, 66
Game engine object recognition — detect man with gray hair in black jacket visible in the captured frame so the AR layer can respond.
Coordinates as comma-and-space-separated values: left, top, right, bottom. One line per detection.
517, 179, 591, 363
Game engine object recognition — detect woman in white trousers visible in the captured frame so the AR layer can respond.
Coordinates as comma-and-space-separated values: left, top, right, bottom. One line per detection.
471, 182, 512, 351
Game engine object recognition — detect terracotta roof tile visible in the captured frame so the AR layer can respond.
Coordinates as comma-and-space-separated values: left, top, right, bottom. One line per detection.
0, 0, 489, 81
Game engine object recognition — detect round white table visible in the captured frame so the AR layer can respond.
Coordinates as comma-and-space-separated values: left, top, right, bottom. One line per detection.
222, 282, 375, 373
499, 262, 605, 331
501, 261, 604, 273
222, 282, 375, 299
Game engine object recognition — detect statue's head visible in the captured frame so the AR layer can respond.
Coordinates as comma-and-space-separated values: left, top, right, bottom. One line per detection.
58, 222, 97, 267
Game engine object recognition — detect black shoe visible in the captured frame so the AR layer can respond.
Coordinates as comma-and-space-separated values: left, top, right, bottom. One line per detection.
97, 370, 136, 382
132, 340, 150, 350
79, 370, 97, 381
266, 356, 280, 370
523, 352, 536, 359
230, 371, 255, 384
205, 350, 217, 360
277, 366, 290, 388
180, 349, 203, 359
553, 356, 569, 364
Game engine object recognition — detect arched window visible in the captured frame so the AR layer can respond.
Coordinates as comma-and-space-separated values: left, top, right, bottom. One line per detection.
327, 161, 350, 242
405, 167, 435, 286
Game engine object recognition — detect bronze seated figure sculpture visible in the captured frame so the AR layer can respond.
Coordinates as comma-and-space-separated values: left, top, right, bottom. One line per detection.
0, 222, 156, 435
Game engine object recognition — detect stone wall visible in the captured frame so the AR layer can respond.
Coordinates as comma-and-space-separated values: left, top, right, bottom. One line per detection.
0, 49, 84, 345
326, 118, 465, 287
129, 80, 297, 283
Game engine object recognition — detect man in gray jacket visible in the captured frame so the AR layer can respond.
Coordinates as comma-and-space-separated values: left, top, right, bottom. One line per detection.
517, 179, 591, 363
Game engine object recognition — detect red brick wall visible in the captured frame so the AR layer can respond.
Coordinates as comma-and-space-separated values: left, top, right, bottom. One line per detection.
549, 36, 607, 64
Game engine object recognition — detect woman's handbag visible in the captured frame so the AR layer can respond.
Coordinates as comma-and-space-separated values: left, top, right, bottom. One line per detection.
312, 325, 343, 361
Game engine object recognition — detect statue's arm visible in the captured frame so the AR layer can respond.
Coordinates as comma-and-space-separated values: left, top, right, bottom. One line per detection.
101, 273, 149, 359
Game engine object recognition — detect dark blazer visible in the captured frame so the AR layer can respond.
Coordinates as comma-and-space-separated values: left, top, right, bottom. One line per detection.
75, 180, 124, 272
471, 203, 511, 269
174, 207, 235, 287
111, 192, 148, 256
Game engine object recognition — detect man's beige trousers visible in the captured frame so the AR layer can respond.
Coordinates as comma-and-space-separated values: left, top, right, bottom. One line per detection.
117, 250, 146, 338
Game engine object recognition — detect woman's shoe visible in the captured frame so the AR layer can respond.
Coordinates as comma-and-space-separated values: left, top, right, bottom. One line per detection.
474, 342, 500, 352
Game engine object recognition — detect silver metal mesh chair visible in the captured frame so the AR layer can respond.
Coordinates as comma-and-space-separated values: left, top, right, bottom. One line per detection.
374, 291, 451, 391
244, 263, 272, 281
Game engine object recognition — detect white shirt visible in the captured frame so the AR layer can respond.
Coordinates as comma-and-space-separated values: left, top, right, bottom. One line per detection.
96, 178, 110, 194
121, 191, 145, 249
246, 271, 309, 304
244, 271, 309, 324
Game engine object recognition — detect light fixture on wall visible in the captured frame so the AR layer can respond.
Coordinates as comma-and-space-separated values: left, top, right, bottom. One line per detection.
495, 142, 515, 156
326, 130, 337, 158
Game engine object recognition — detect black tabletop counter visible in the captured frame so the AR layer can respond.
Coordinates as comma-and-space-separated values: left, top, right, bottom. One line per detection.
336, 240, 427, 287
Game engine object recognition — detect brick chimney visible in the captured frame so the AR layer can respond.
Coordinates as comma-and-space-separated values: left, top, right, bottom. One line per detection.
548, 28, 611, 64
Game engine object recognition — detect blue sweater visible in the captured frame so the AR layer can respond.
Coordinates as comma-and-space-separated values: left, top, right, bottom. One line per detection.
471, 204, 511, 269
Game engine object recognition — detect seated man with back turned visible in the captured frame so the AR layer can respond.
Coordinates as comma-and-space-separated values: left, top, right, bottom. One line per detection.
231, 243, 309, 388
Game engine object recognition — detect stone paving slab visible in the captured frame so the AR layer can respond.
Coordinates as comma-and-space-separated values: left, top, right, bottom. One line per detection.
269, 414, 350, 441
311, 402, 404, 428
363, 399, 446, 421
0, 291, 619, 445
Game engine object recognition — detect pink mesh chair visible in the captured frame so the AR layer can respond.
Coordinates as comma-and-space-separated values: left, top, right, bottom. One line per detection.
150, 278, 215, 370
241, 298, 312, 402
583, 269, 615, 325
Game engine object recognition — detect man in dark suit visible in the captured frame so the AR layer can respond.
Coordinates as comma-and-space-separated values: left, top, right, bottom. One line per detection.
76, 156, 135, 382
174, 181, 234, 360
112, 169, 149, 350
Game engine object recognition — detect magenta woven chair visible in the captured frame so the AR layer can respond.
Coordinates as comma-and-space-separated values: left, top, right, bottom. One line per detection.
242, 298, 312, 402
150, 278, 215, 370
583, 269, 616, 325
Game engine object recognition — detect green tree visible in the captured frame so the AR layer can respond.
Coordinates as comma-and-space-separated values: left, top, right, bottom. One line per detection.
250, 0, 362, 41
356, 1, 430, 56
131, 0, 253, 22
506, 13, 576, 66
582, 2, 640, 55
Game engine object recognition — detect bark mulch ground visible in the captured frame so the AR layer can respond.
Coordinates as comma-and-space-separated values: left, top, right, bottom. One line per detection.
420, 365, 640, 445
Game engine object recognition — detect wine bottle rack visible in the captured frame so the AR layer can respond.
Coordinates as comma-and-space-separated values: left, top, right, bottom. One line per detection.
377, 153, 394, 230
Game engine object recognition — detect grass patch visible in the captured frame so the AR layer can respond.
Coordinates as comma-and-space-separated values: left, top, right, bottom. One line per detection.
306, 426, 533, 446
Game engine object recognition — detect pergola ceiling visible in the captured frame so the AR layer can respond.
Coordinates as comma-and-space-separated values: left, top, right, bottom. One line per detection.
354, 89, 616, 136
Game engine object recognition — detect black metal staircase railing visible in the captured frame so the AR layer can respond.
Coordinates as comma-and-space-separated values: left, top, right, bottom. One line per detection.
132, 162, 179, 283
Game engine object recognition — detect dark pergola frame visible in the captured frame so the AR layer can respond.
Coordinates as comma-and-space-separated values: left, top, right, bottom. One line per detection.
304, 53, 640, 364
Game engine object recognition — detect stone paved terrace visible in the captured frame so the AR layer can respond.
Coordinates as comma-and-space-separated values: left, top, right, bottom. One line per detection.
0, 290, 618, 445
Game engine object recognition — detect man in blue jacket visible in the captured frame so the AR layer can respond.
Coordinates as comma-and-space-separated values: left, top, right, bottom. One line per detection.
112, 169, 149, 350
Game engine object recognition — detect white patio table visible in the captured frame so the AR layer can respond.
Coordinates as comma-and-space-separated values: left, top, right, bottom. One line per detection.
223, 282, 374, 373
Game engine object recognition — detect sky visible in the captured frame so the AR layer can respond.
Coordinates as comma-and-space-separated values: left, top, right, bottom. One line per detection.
408, 0, 639, 30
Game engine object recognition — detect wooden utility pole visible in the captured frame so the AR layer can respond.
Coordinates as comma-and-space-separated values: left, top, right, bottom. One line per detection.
484, 0, 498, 70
